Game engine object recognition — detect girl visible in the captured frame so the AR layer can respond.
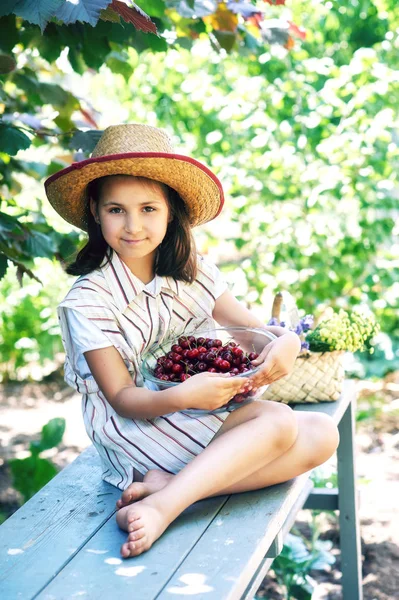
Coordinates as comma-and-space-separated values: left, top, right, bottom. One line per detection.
45, 124, 339, 559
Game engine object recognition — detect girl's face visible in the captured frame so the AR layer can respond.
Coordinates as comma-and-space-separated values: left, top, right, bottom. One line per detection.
90, 175, 171, 281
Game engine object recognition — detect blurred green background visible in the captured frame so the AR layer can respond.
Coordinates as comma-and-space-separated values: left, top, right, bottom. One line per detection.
1, 0, 398, 382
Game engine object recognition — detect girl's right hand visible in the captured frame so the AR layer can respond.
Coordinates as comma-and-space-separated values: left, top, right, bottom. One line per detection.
176, 372, 252, 412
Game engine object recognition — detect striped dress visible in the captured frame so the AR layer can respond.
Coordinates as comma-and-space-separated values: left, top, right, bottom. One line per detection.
57, 250, 231, 490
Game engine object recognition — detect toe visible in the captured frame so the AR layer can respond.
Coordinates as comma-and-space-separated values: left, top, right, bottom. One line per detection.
128, 539, 147, 557
121, 543, 131, 558
128, 528, 146, 542
127, 515, 142, 532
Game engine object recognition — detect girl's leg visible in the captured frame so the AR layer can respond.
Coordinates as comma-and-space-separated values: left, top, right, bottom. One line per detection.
117, 410, 339, 505
116, 402, 338, 557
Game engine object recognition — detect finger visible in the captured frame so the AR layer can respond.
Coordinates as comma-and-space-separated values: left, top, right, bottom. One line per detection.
252, 366, 284, 386
250, 363, 277, 386
250, 345, 272, 367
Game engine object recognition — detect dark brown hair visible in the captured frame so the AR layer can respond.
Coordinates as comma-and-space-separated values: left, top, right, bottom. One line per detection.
66, 175, 198, 283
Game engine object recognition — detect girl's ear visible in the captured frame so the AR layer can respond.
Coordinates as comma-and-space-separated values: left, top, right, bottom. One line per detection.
89, 197, 99, 222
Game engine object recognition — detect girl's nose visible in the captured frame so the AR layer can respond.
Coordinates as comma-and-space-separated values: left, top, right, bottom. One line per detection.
125, 215, 142, 234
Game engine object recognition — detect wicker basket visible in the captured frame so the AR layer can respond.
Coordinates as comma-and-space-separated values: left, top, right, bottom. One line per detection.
262, 293, 345, 404
262, 350, 345, 404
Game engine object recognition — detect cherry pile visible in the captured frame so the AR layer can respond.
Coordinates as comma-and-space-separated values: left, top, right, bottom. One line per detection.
152, 335, 259, 404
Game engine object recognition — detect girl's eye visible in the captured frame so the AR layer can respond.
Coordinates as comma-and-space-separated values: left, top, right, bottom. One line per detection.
109, 207, 123, 214
143, 206, 155, 213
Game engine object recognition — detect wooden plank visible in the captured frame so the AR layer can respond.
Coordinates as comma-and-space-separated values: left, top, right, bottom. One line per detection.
35, 497, 229, 600
241, 479, 314, 600
303, 488, 339, 511
293, 379, 356, 424
337, 399, 363, 600
0, 446, 120, 600
156, 473, 312, 600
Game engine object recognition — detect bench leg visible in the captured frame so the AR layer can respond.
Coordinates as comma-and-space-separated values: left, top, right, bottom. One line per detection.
337, 400, 363, 600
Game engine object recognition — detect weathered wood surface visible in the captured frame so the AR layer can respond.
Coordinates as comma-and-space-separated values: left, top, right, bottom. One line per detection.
0, 446, 120, 599
0, 381, 356, 600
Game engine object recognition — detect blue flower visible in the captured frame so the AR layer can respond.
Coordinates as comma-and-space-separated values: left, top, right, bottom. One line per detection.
300, 315, 314, 332
267, 317, 280, 326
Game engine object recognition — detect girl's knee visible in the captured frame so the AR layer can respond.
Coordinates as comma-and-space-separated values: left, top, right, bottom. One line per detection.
256, 401, 298, 451
301, 412, 340, 469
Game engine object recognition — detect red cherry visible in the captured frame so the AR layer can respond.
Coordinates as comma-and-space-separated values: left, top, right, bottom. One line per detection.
180, 339, 190, 349
197, 337, 206, 346
220, 360, 231, 371
248, 352, 259, 361
214, 357, 223, 368
197, 361, 208, 371
180, 373, 192, 381
233, 394, 245, 403
159, 374, 170, 381
197, 346, 207, 353
207, 367, 217, 373
205, 351, 216, 363
163, 359, 174, 372
198, 352, 207, 361
232, 347, 243, 357
171, 344, 183, 353
232, 357, 242, 367
172, 363, 183, 374
230, 368, 240, 375
187, 348, 199, 359
187, 336, 196, 344
212, 339, 223, 347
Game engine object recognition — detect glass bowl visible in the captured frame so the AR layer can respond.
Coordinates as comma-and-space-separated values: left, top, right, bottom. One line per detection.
141, 326, 276, 415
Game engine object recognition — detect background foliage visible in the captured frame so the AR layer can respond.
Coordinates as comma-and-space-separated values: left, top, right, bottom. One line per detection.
1, 0, 398, 379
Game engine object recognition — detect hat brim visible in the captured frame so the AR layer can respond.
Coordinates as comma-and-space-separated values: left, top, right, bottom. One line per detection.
45, 152, 224, 231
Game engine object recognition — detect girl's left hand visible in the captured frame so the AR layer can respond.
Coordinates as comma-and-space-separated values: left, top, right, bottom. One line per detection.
248, 331, 301, 388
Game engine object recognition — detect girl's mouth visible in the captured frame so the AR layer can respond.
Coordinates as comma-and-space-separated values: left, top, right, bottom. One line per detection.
122, 239, 146, 244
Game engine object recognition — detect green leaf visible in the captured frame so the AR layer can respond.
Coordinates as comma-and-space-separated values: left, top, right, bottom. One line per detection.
38, 82, 71, 106
213, 31, 236, 52
0, 124, 31, 155
100, 5, 121, 23
135, 0, 166, 18
106, 52, 134, 81
39, 418, 66, 451
0, 1, 20, 18
0, 15, 19, 52
13, 0, 65, 32
0, 53, 16, 74
69, 130, 103, 153
9, 455, 58, 501
0, 253, 8, 279
56, 0, 111, 27
22, 227, 57, 259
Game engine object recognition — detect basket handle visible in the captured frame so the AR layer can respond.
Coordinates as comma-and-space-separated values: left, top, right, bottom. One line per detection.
271, 292, 283, 321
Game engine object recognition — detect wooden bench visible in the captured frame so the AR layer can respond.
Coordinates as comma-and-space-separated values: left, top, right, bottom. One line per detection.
0, 380, 362, 599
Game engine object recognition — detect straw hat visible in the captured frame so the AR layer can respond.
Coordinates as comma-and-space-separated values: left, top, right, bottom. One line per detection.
44, 124, 224, 231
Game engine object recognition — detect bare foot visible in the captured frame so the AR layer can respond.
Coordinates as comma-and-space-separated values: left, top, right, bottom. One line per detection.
116, 470, 172, 510
116, 497, 170, 557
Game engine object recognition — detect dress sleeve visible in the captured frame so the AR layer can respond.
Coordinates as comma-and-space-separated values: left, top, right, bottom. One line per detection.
63, 308, 113, 379
198, 255, 228, 299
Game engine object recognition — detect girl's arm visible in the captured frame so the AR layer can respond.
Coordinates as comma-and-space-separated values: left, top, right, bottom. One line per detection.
85, 346, 184, 419
213, 289, 301, 387
213, 289, 288, 337
84, 345, 250, 419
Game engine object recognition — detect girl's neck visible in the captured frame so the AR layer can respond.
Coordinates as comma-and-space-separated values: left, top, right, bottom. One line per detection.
116, 251, 155, 285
